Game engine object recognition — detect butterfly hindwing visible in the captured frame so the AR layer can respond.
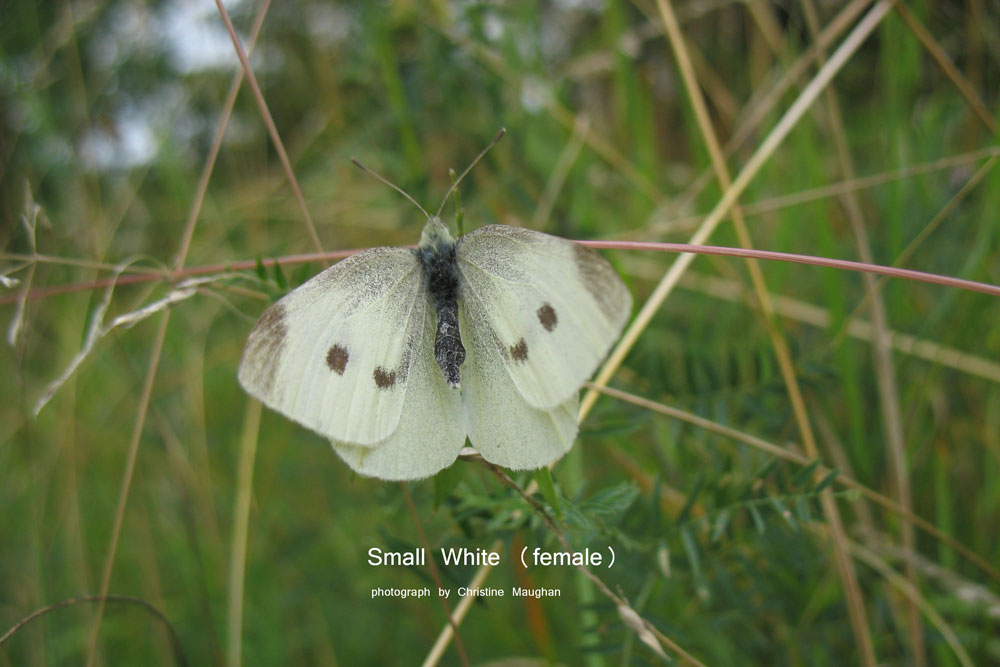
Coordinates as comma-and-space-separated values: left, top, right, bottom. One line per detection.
239, 220, 631, 480
456, 225, 632, 410
459, 298, 579, 469
238, 247, 425, 446
331, 287, 466, 480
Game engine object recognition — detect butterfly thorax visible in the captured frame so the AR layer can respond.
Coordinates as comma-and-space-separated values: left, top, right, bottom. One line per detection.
415, 218, 465, 388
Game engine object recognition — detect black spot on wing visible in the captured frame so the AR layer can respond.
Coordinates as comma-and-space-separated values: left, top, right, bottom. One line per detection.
326, 344, 349, 374
537, 303, 557, 331
510, 338, 529, 363
372, 344, 412, 391
373, 366, 397, 389
242, 302, 287, 394
368, 294, 422, 391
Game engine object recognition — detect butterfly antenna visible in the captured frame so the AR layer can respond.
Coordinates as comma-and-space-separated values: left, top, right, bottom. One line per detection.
350, 158, 431, 220
435, 128, 506, 218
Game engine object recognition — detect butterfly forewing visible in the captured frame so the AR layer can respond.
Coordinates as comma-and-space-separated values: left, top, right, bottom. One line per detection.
456, 225, 632, 410
238, 247, 425, 446
238, 218, 632, 480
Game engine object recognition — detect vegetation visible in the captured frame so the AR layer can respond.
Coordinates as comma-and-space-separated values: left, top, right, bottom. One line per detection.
2, 1, 998, 664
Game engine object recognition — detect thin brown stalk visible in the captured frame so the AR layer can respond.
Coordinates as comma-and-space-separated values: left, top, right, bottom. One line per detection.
85, 4, 275, 661
829, 155, 999, 352
422, 538, 502, 667
11, 239, 1000, 308
2, 252, 161, 274
86, 313, 169, 666
849, 544, 974, 667
483, 462, 706, 666
740, 148, 1000, 218
882, 156, 997, 276
654, 0, 875, 661
590, 383, 1000, 583
801, 0, 917, 661
2, 594, 188, 666
1, 250, 357, 304
213, 0, 324, 256
724, 0, 873, 156
685, 46, 740, 126
894, 3, 997, 136
580, 0, 897, 420
600, 243, 1000, 298
135, 502, 174, 665
226, 399, 261, 667
814, 412, 877, 531
52, 23, 143, 660
400, 484, 470, 667
175, 1, 272, 269
531, 115, 589, 230
638, 146, 1000, 238
672, 270, 1000, 384
649, 0, 871, 230
423, 468, 540, 666
428, 18, 663, 202
746, 0, 787, 57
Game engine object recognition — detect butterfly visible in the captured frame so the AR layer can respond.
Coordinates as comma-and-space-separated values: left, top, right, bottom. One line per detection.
238, 141, 631, 480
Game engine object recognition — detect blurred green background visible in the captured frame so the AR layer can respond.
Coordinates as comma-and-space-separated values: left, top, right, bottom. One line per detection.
2, 0, 999, 665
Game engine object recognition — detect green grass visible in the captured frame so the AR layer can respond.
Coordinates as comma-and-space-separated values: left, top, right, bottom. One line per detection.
2, 1, 999, 665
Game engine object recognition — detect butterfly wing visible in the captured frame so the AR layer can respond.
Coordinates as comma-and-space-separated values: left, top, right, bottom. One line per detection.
238, 247, 426, 446
459, 298, 579, 470
331, 292, 465, 480
456, 225, 632, 410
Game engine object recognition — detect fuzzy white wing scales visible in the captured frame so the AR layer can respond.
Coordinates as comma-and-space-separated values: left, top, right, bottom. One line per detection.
238, 222, 632, 480
238, 247, 424, 446
331, 297, 466, 480
459, 299, 578, 469
456, 225, 632, 410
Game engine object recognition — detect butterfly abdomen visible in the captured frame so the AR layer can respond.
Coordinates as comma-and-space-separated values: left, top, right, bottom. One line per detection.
416, 218, 466, 388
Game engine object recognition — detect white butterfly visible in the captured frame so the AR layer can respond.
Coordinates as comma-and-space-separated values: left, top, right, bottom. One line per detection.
238, 150, 631, 481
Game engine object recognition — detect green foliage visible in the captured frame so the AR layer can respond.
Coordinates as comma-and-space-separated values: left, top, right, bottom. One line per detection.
532, 467, 562, 520
2, 1, 1000, 665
